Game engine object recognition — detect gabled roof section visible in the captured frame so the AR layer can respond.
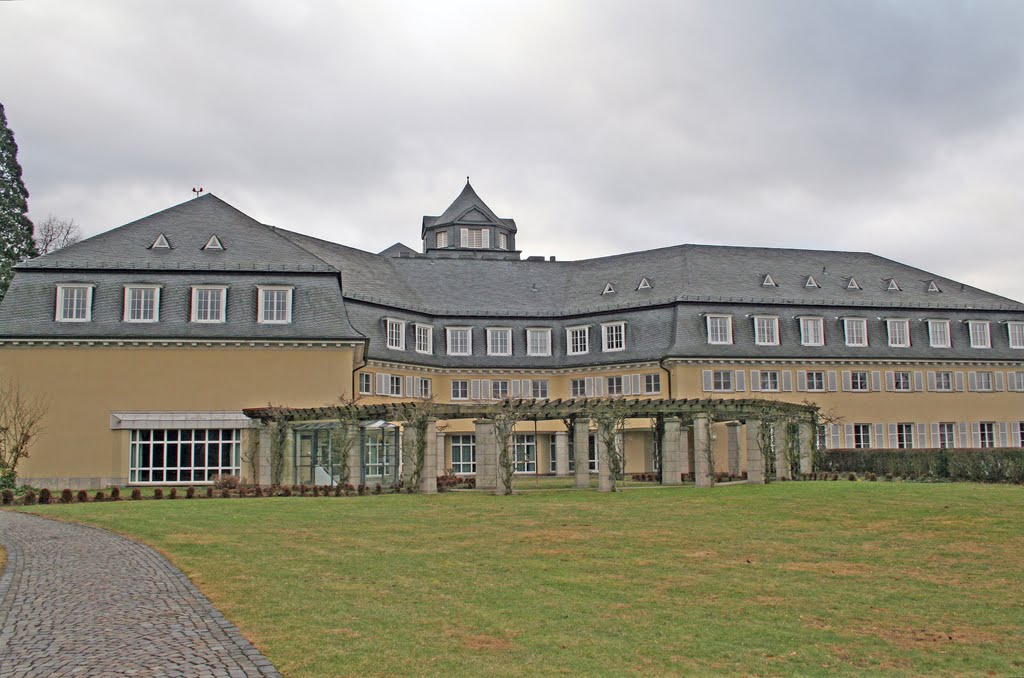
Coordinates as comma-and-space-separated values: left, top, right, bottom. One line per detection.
379, 242, 418, 258
421, 180, 517, 236
18, 194, 337, 273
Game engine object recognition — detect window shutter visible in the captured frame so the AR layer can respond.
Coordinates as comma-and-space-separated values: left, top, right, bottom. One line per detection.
827, 371, 838, 392
930, 423, 940, 448
829, 424, 840, 449
1012, 422, 1022, 448
623, 375, 633, 396
871, 371, 882, 392
927, 371, 937, 391
885, 371, 895, 392
471, 380, 481, 400
522, 380, 532, 398
995, 372, 1005, 392
511, 380, 521, 398
481, 229, 490, 248
1009, 372, 1019, 392
999, 422, 1009, 447
954, 372, 965, 392
842, 371, 852, 391
367, 373, 376, 395
702, 370, 713, 392
781, 371, 793, 392
844, 424, 854, 448
916, 423, 927, 448
405, 376, 413, 397
631, 374, 642, 395
796, 371, 806, 391
581, 377, 593, 397
971, 422, 982, 448
595, 378, 605, 396
967, 372, 977, 392
913, 371, 924, 392
481, 379, 492, 400
888, 423, 897, 448
749, 370, 761, 392
460, 228, 469, 247
874, 423, 885, 449
958, 422, 969, 448
377, 373, 388, 396
734, 370, 746, 392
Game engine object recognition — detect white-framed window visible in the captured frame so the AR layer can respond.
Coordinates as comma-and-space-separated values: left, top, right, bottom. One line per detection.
800, 317, 824, 346
258, 286, 292, 324
979, 422, 996, 448
513, 434, 536, 473
567, 326, 589, 355
975, 371, 993, 392
358, 373, 372, 395
928, 319, 951, 348
852, 424, 871, 449
55, 284, 94, 322
531, 380, 549, 399
850, 371, 870, 392
492, 380, 510, 400
806, 371, 825, 392
527, 328, 552, 356
447, 327, 472, 355
969, 320, 991, 349
896, 423, 914, 449
124, 285, 160, 323
815, 425, 828, 450
486, 328, 512, 356
601, 322, 626, 352
498, 232, 508, 250
937, 423, 956, 449
571, 379, 586, 398
843, 318, 867, 347
1009, 322, 1024, 349
414, 324, 432, 354
712, 370, 733, 391
894, 371, 912, 392
191, 286, 227, 323
460, 228, 489, 248
385, 318, 406, 350
129, 428, 240, 484
887, 319, 910, 347
435, 230, 448, 248
607, 376, 623, 395
754, 316, 779, 346
415, 377, 432, 398
389, 375, 402, 397
706, 315, 733, 345
644, 373, 661, 394
450, 434, 476, 474
451, 380, 469, 400
760, 370, 780, 392
934, 371, 953, 392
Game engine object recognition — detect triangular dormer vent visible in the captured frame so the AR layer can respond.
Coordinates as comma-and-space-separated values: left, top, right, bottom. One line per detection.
602, 282, 615, 295
150, 234, 171, 249
887, 278, 901, 291
846, 277, 861, 290
926, 280, 941, 293
636, 277, 652, 291
761, 274, 777, 287
203, 235, 224, 250
805, 276, 819, 289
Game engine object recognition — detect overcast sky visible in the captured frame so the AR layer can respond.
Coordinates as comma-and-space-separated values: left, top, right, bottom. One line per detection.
3, 1, 1024, 301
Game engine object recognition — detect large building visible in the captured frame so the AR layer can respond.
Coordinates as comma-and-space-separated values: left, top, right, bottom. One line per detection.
2, 183, 1023, 489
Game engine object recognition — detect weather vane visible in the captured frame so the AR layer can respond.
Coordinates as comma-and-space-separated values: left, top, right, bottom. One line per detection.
192, 187, 204, 198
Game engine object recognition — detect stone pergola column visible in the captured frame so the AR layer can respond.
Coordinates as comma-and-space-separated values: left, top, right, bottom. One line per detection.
554, 431, 570, 477
693, 413, 713, 488
660, 417, 683, 485
726, 422, 741, 478
257, 426, 272, 486
573, 418, 591, 489
346, 424, 361, 488
799, 421, 814, 475
420, 419, 438, 494
597, 435, 612, 492
774, 422, 789, 481
436, 430, 446, 477
745, 419, 764, 484
474, 419, 497, 491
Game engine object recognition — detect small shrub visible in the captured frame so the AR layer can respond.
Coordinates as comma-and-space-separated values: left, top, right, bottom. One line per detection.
186, 486, 196, 499
38, 488, 53, 504
1, 488, 14, 505
280, 486, 293, 497
830, 473, 839, 481
168, 488, 178, 499
251, 485, 263, 498
93, 490, 105, 502
206, 486, 214, 498
212, 474, 240, 490
76, 489, 89, 503
343, 483, 355, 496
357, 484, 367, 496
373, 483, 382, 495
153, 488, 163, 500
333, 484, 342, 497
312, 485, 320, 497
884, 473, 894, 482
298, 484, 309, 497
22, 489, 37, 505
60, 488, 73, 504
221, 488, 231, 499
847, 472, 857, 481
131, 488, 143, 500
110, 486, 121, 501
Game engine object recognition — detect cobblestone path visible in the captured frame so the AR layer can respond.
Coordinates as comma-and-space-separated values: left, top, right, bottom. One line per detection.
0, 511, 282, 677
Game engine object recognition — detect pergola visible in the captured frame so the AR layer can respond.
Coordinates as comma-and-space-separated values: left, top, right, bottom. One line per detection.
243, 397, 819, 493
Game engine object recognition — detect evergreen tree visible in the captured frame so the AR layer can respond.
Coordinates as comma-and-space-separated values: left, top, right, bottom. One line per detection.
0, 102, 37, 301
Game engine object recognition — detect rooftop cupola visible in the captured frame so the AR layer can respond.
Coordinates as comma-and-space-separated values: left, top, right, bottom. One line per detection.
421, 179, 519, 258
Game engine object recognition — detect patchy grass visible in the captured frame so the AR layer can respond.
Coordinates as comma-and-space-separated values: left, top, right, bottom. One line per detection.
16, 483, 1024, 676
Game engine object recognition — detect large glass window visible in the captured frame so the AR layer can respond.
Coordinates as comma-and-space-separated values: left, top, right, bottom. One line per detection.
844, 318, 867, 347
259, 287, 292, 324
896, 423, 914, 449
712, 370, 733, 391
969, 321, 991, 349
57, 285, 93, 322
979, 422, 996, 448
124, 286, 159, 322
602, 322, 625, 352
129, 428, 240, 483
928, 319, 951, 348
934, 371, 953, 392
938, 422, 956, 449
754, 316, 779, 345
887, 319, 910, 347
191, 286, 226, 323
447, 327, 472, 355
531, 380, 549, 399
706, 315, 733, 345
852, 424, 871, 449
451, 380, 469, 400
492, 380, 510, 400
415, 324, 432, 354
607, 376, 623, 395
893, 371, 912, 392
514, 434, 537, 473
487, 328, 512, 356
450, 435, 476, 474
800, 317, 824, 346
759, 370, 780, 392
527, 328, 551, 356
1009, 322, 1024, 349
567, 326, 589, 355
363, 429, 396, 478
386, 319, 406, 350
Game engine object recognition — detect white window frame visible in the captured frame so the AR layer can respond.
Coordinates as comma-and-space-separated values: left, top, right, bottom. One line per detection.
937, 422, 956, 449
712, 370, 733, 392
358, 373, 372, 395
567, 326, 590, 355
123, 285, 160, 323
492, 380, 510, 400
486, 327, 512, 356
446, 327, 472, 356
852, 423, 872, 449
850, 371, 870, 392
805, 371, 826, 392
451, 380, 469, 400
570, 379, 586, 398
760, 370, 780, 392
55, 284, 95, 322
644, 373, 661, 394
257, 285, 293, 324
531, 380, 549, 399
385, 318, 406, 350
893, 371, 912, 392
435, 230, 448, 248
754, 315, 779, 346
414, 324, 433, 354
896, 423, 914, 449
934, 371, 953, 392
498, 232, 508, 250
526, 328, 552, 357
513, 434, 537, 473
190, 285, 227, 323
607, 376, 623, 395
928, 319, 951, 348
601, 321, 626, 352
1008, 321, 1024, 349
799, 317, 824, 347
843, 317, 867, 347
976, 371, 993, 392
450, 434, 476, 474
706, 315, 733, 345
886, 319, 910, 348
979, 422, 996, 448
968, 320, 991, 349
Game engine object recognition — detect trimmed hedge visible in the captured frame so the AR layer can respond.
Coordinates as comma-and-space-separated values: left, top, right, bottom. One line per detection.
817, 448, 1024, 484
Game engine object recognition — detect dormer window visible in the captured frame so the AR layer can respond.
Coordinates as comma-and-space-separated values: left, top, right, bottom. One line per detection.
706, 315, 733, 345
799, 317, 824, 346
637, 277, 652, 290
124, 285, 160, 323
805, 276, 819, 289
928, 319, 951, 348
498, 232, 508, 250
385, 318, 406, 350
1007, 322, 1024, 349
203, 235, 224, 250
460, 228, 489, 248
602, 282, 615, 295
754, 315, 779, 346
191, 286, 227, 323
927, 280, 941, 293
435, 231, 448, 248
968, 321, 991, 349
567, 326, 590, 355
258, 286, 292, 324
447, 327, 472, 355
486, 327, 512, 356
846, 277, 861, 290
415, 324, 433, 354
601, 321, 626, 352
150, 234, 171, 249
56, 284, 94, 322
527, 328, 552, 356
887, 279, 901, 291
886, 319, 910, 347
844, 317, 868, 347
761, 274, 777, 287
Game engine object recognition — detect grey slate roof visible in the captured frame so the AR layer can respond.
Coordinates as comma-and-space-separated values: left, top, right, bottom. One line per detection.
421, 181, 517, 235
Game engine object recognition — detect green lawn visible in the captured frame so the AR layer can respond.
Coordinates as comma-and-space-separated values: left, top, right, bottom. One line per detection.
15, 483, 1024, 676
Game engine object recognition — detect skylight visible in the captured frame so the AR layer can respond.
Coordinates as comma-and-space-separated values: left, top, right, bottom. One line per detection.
887, 279, 901, 291
805, 276, 819, 289
636, 277, 652, 291
602, 282, 615, 295
762, 274, 777, 287
927, 280, 941, 293
203, 235, 224, 250
846, 277, 860, 290
150, 234, 171, 249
